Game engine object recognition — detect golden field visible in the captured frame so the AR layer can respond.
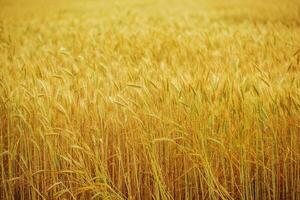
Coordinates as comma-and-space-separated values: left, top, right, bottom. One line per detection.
0, 0, 300, 199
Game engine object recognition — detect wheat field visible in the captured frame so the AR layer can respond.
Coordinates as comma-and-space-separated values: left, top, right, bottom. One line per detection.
0, 0, 300, 199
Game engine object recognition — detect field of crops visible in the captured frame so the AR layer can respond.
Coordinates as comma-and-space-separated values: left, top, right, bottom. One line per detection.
1, 0, 300, 199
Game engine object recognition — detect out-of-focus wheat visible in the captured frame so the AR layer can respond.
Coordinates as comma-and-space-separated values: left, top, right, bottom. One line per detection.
1, 0, 300, 199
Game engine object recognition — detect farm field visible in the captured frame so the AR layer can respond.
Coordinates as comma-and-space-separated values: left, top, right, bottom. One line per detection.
0, 0, 300, 199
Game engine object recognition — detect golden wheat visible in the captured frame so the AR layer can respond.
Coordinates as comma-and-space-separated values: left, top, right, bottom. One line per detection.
1, 0, 300, 199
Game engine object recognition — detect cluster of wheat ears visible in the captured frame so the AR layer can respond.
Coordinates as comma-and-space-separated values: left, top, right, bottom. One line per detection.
0, 0, 300, 199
